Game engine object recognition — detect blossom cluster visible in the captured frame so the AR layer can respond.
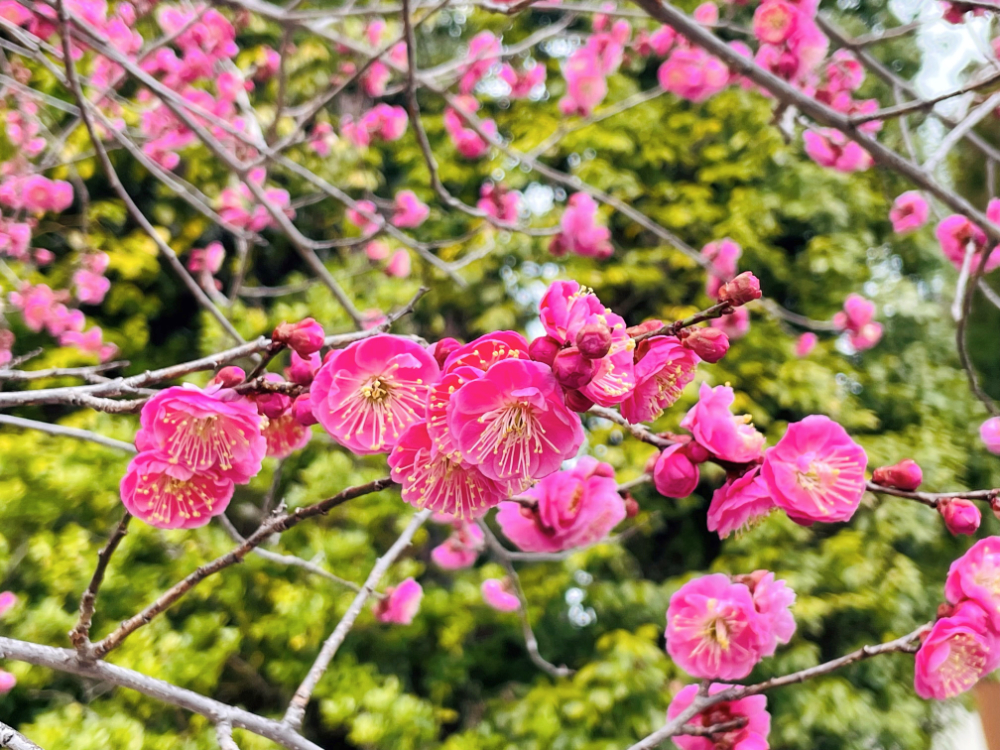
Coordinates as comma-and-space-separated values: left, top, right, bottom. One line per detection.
914, 538, 1000, 700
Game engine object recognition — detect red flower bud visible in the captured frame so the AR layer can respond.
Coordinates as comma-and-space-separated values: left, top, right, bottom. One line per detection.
936, 602, 956, 620
286, 351, 321, 386
552, 347, 597, 390
872, 459, 923, 491
681, 328, 729, 363
293, 394, 318, 426
528, 335, 562, 366
576, 321, 613, 359
273, 318, 325, 357
938, 498, 981, 536
718, 272, 762, 306
623, 494, 639, 518
210, 366, 245, 388
991, 496, 1000, 522
427, 337, 462, 369
563, 389, 595, 413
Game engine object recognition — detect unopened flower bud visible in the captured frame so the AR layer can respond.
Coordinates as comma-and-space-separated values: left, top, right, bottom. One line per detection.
210, 366, 245, 388
936, 602, 956, 620
273, 318, 325, 356
293, 394, 318, 426
623, 494, 639, 518
287, 351, 321, 386
681, 327, 730, 363
718, 272, 762, 306
528, 335, 562, 366
552, 347, 597, 390
576, 321, 613, 359
427, 337, 462, 368
256, 391, 292, 420
991, 496, 1000, 522
872, 459, 922, 491
564, 389, 595, 413
938, 498, 981, 536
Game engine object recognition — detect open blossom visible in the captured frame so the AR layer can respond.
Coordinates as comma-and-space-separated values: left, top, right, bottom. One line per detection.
441, 331, 529, 374
743, 571, 796, 656
935, 213, 1000, 273
666, 574, 767, 679
658, 47, 729, 102
559, 47, 607, 116
914, 600, 1000, 700
311, 334, 439, 455
0, 591, 16, 617
20, 175, 74, 213
389, 422, 504, 519
385, 249, 411, 278
431, 521, 484, 569
346, 200, 383, 235
444, 96, 497, 159
621, 336, 699, 424
121, 451, 235, 529
477, 182, 520, 223
667, 683, 771, 750
549, 193, 613, 259
500, 61, 545, 98
447, 358, 584, 483
681, 384, 765, 464
262, 412, 312, 459
495, 457, 626, 552
391, 190, 429, 229
187, 242, 225, 275
890, 191, 929, 234
711, 307, 750, 341
803, 129, 872, 172
653, 443, 702, 498
981, 417, 1000, 455
708, 466, 776, 538
374, 578, 423, 624
0, 671, 15, 694
833, 294, 882, 352
459, 31, 501, 93
482, 579, 521, 611
73, 269, 110, 305
761, 415, 867, 525
945, 537, 1000, 630
136, 385, 266, 483
753, 0, 799, 44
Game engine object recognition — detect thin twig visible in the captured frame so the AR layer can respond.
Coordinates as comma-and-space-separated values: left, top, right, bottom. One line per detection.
69, 512, 132, 654
0, 415, 136, 453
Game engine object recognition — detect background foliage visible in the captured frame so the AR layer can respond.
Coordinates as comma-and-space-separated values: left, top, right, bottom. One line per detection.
2, 0, 1000, 748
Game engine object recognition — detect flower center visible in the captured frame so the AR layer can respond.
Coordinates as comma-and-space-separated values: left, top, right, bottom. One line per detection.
361, 377, 390, 403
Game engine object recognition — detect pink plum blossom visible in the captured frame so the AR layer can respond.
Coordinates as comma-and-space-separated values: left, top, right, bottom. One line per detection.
477, 182, 521, 223
391, 190, 430, 228
0, 592, 16, 617
431, 521, 484, 569
443, 96, 497, 159
346, 199, 383, 234
914, 600, 1000, 700
385, 249, 411, 278
308, 122, 337, 156
273, 318, 325, 357
187, 242, 225, 275
803, 129, 872, 172
0, 671, 15, 694
658, 47, 729, 102
743, 570, 796, 656
374, 578, 423, 624
559, 47, 608, 116
666, 574, 767, 679
981, 417, 1000, 455
136, 385, 266, 483
389, 421, 505, 519
311, 334, 439, 455
549, 193, 613, 259
795, 332, 817, 357
939, 499, 982, 536
890, 191, 929, 234
694, 2, 719, 23
621, 336, 699, 423
702, 239, 741, 298
760, 415, 867, 525
447, 358, 584, 483
482, 578, 521, 611
667, 683, 771, 750
20, 175, 74, 213
945, 537, 1000, 630
708, 466, 776, 538
441, 331, 529, 373
753, 0, 799, 44
935, 214, 1000, 273
681, 383, 766, 464
73, 269, 110, 305
459, 31, 501, 94
495, 457, 626, 552
653, 443, 702, 498
710, 307, 750, 340
871, 459, 922, 490
121, 451, 235, 529
833, 294, 882, 351
359, 104, 408, 143
500, 61, 546, 98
